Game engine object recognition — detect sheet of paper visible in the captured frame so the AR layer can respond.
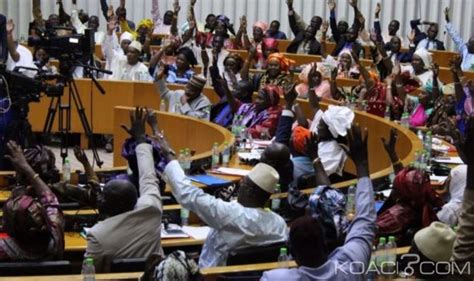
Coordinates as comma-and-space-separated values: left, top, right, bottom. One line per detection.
212, 167, 250, 177
430, 175, 448, 184
433, 157, 464, 164
161, 223, 189, 239
182, 226, 210, 240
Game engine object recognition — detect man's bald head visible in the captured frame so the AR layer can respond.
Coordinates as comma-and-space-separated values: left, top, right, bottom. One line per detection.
98, 179, 137, 218
261, 143, 291, 165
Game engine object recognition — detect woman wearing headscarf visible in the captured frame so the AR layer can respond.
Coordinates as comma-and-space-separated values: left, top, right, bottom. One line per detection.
165, 47, 197, 84
254, 38, 280, 69
239, 20, 268, 57
296, 63, 332, 99
242, 51, 295, 92
401, 48, 442, 89
1, 141, 64, 261
198, 15, 236, 49
226, 84, 283, 138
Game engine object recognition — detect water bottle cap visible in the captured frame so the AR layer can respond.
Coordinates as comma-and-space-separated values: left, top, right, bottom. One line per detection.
388, 236, 396, 243
86, 257, 94, 265
65, 158, 70, 164
280, 247, 287, 255
379, 237, 386, 244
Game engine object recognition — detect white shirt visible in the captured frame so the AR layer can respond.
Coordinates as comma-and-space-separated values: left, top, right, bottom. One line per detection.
102, 34, 151, 81
7, 44, 37, 77
71, 5, 105, 45
416, 38, 439, 51
163, 160, 288, 268
318, 140, 347, 176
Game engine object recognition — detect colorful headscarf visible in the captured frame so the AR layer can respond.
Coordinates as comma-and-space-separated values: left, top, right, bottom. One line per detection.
253, 21, 269, 33
292, 126, 311, 155
393, 167, 444, 227
267, 53, 295, 72
137, 18, 154, 31
261, 84, 282, 106
24, 145, 58, 183
3, 195, 47, 241
121, 136, 169, 177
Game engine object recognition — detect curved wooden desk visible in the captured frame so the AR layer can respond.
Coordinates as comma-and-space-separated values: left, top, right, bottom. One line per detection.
112, 106, 235, 167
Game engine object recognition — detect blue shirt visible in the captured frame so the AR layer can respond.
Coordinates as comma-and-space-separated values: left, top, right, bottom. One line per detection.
265, 31, 287, 40
446, 23, 474, 71
165, 64, 195, 84
261, 177, 376, 281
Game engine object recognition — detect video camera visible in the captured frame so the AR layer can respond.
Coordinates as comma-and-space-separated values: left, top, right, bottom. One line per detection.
0, 63, 65, 104
28, 27, 95, 73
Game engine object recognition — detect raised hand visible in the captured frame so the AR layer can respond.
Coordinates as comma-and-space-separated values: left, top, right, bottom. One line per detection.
248, 45, 257, 59
107, 16, 117, 33
284, 82, 298, 107
120, 107, 147, 144
146, 108, 159, 134
201, 47, 210, 67
331, 66, 338, 81
107, 5, 114, 18
4, 141, 31, 175
173, 1, 181, 14
6, 19, 14, 34
431, 63, 440, 78
73, 146, 89, 165
305, 132, 320, 160
348, 0, 358, 8
375, 3, 381, 17
449, 55, 462, 74
381, 128, 399, 162
328, 0, 336, 11
407, 30, 416, 43
239, 16, 247, 32
347, 124, 369, 177
286, 0, 294, 9
444, 7, 450, 23
190, 0, 197, 6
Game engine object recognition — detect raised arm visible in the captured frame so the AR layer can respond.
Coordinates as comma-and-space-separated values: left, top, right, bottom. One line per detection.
320, 20, 329, 57
336, 124, 375, 264
170, 1, 180, 37
33, 0, 45, 28
102, 16, 118, 61
449, 55, 465, 103
151, 0, 162, 27
6, 19, 19, 62
452, 116, 474, 267
444, 7, 466, 53
328, 0, 340, 42
57, 0, 71, 26
73, 147, 98, 183
100, 0, 109, 20
381, 128, 403, 174
373, 3, 384, 43
240, 46, 256, 81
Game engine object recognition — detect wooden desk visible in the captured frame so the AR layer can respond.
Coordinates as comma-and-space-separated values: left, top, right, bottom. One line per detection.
1, 272, 142, 281
65, 231, 204, 252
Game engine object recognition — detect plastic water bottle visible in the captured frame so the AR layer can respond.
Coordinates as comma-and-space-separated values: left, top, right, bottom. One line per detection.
384, 236, 397, 276
180, 208, 189, 226
417, 130, 424, 142
211, 142, 219, 169
345, 185, 356, 221
174, 100, 181, 113
178, 149, 186, 170
375, 237, 386, 272
160, 100, 167, 112
424, 131, 433, 158
184, 148, 191, 175
384, 106, 391, 120
271, 184, 281, 211
63, 158, 71, 182
222, 142, 230, 167
367, 245, 378, 281
277, 247, 290, 268
400, 112, 410, 128
82, 257, 96, 281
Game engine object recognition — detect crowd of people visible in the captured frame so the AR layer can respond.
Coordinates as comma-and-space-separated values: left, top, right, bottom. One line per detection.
1, 0, 474, 280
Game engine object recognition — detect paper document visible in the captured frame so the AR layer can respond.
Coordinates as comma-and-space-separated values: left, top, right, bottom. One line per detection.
430, 175, 448, 184
161, 223, 189, 239
182, 226, 210, 240
212, 167, 250, 177
433, 157, 463, 164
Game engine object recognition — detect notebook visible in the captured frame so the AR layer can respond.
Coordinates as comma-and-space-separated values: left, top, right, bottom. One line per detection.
189, 174, 232, 187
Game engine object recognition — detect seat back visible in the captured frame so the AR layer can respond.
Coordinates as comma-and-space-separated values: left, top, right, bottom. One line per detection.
111, 257, 147, 273
0, 260, 71, 276
226, 242, 286, 266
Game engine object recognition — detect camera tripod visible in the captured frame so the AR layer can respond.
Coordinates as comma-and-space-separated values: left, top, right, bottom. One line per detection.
43, 60, 108, 167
